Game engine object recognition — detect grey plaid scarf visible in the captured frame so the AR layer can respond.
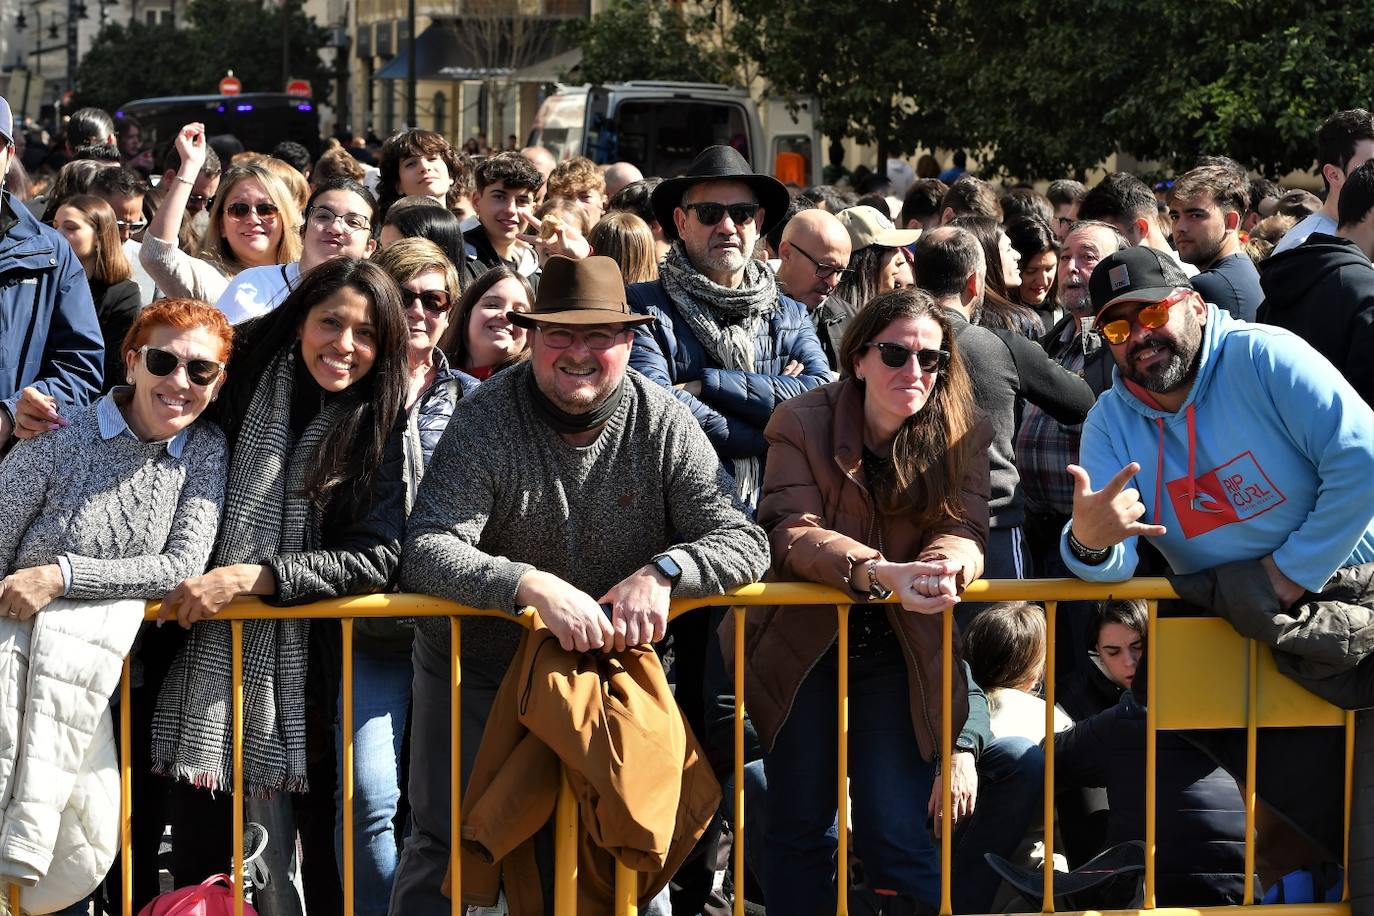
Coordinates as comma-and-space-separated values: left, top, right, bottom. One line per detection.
152, 346, 347, 794
659, 241, 778, 506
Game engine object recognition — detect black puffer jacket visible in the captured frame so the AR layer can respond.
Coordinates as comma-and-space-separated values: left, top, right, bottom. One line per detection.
1258, 233, 1374, 405
1055, 693, 1251, 906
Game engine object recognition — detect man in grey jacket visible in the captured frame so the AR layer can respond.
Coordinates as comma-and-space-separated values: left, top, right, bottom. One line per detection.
389, 256, 769, 915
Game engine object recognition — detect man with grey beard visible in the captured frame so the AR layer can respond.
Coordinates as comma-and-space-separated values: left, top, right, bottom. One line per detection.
627, 145, 831, 511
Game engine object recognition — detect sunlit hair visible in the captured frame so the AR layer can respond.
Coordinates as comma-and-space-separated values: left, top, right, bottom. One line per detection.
964, 602, 1047, 692
371, 237, 461, 302
589, 211, 658, 285
55, 194, 131, 284
262, 155, 311, 215
121, 297, 235, 364
1092, 598, 1147, 644
833, 243, 902, 312
40, 159, 111, 223
948, 215, 1041, 335
1168, 165, 1249, 216
312, 148, 366, 185
440, 264, 534, 371
198, 163, 303, 275
377, 128, 467, 217
838, 287, 980, 521
536, 197, 593, 235
547, 156, 605, 199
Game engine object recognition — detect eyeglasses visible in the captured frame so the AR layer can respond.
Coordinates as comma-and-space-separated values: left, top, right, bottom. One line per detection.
863, 342, 950, 373
405, 289, 451, 314
115, 219, 148, 233
308, 205, 371, 233
186, 193, 215, 212
789, 241, 853, 281
224, 201, 280, 221
539, 327, 628, 350
139, 345, 224, 386
1098, 288, 1190, 345
681, 202, 761, 227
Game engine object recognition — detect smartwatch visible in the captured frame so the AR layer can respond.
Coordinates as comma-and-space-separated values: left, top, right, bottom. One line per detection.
651, 552, 683, 587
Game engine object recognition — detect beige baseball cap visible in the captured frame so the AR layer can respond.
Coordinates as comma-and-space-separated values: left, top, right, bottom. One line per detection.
837, 205, 922, 251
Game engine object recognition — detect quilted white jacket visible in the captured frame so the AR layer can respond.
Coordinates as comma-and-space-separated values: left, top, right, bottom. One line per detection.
0, 596, 143, 914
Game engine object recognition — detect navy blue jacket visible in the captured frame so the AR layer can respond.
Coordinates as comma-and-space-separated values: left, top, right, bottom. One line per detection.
626, 279, 833, 461
0, 193, 103, 422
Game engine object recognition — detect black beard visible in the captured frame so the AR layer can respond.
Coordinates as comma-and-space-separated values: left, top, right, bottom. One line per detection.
1124, 335, 1200, 393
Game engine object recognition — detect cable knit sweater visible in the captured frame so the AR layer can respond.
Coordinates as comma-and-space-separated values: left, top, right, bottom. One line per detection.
403, 362, 770, 678
0, 400, 227, 596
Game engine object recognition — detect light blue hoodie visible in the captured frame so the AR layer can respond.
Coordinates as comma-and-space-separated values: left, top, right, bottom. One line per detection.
1061, 305, 1374, 591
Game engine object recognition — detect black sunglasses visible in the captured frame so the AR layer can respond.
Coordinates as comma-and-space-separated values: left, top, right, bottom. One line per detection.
407, 289, 452, 314
789, 240, 853, 281
864, 342, 950, 373
139, 346, 224, 386
224, 201, 280, 220
682, 202, 761, 227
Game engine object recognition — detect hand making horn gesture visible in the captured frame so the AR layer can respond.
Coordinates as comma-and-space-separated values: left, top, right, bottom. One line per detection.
1066, 462, 1168, 551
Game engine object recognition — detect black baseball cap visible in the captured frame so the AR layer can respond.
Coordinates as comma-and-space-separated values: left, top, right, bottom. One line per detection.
1089, 246, 1193, 322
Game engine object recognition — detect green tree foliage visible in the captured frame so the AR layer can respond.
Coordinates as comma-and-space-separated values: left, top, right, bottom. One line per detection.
564, 0, 736, 86
75, 0, 331, 112
723, 0, 1374, 179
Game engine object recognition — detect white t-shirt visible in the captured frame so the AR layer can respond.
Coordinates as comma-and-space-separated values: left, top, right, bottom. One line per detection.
122, 238, 158, 305
214, 261, 302, 325
1271, 210, 1337, 256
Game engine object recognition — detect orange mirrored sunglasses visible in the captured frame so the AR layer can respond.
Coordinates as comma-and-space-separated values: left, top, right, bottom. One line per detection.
1099, 288, 1192, 345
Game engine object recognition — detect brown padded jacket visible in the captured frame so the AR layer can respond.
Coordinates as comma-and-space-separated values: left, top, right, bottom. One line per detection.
448, 624, 720, 914
732, 378, 992, 761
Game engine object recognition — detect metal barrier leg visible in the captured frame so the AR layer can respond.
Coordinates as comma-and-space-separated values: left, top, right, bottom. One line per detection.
121, 654, 134, 916
836, 604, 850, 916
555, 770, 578, 915
1345, 710, 1356, 903
1144, 600, 1157, 910
450, 616, 462, 915
1243, 639, 1258, 905
939, 607, 953, 916
342, 620, 355, 916
734, 606, 746, 916
1043, 601, 1057, 914
614, 861, 637, 915
232, 620, 245, 916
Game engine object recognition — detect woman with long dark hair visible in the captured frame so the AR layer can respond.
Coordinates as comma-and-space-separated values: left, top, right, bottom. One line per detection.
742, 288, 993, 914
1005, 215, 1061, 333
150, 258, 408, 916
832, 205, 919, 310
950, 214, 1043, 338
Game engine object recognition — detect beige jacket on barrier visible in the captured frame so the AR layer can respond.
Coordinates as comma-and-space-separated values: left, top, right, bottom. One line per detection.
0, 597, 144, 914
450, 624, 720, 915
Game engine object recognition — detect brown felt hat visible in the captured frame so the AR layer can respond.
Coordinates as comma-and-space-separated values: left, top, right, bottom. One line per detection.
508, 256, 655, 328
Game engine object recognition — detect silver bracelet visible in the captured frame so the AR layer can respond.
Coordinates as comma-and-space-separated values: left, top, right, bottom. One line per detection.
173, 175, 195, 187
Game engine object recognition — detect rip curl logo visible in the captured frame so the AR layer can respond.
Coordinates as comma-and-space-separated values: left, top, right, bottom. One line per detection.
1165, 451, 1286, 539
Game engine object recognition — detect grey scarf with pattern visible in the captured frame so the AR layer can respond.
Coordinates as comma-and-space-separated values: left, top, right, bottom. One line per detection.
659, 241, 778, 506
152, 346, 347, 795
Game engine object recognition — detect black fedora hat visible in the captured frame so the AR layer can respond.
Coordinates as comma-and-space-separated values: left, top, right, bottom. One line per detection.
651, 145, 791, 241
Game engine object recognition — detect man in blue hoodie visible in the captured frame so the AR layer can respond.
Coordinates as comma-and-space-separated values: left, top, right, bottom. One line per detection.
0, 94, 103, 450
1059, 245, 1374, 603
1059, 246, 1374, 894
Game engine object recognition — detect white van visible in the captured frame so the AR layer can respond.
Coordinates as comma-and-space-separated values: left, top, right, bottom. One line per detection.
527, 81, 822, 186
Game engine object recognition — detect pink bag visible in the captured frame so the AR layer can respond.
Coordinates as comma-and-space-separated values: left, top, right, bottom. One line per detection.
136, 875, 258, 916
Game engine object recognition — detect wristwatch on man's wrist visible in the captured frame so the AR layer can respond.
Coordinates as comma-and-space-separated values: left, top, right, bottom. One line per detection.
651, 552, 683, 587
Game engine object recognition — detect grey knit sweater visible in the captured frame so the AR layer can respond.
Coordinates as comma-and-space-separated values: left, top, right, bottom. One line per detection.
0, 401, 227, 597
402, 362, 770, 678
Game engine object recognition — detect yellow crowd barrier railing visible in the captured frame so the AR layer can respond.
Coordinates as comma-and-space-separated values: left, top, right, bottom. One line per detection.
7, 580, 1354, 916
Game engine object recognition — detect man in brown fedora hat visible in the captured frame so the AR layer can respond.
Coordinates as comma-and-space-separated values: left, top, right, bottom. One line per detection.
392, 255, 769, 914
629, 144, 833, 511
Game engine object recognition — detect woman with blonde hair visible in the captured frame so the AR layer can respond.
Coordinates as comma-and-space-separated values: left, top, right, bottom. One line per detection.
140, 123, 302, 304
52, 194, 142, 389
589, 211, 659, 284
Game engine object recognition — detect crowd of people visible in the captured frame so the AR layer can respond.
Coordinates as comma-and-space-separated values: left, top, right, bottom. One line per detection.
0, 88, 1372, 916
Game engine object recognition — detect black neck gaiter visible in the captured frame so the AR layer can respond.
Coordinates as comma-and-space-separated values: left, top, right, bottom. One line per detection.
526, 370, 625, 435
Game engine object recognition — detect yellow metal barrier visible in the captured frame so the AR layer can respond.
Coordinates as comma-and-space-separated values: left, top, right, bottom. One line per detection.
5, 580, 1354, 916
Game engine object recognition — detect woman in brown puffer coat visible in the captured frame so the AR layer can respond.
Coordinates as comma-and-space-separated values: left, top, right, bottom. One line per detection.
744, 287, 992, 914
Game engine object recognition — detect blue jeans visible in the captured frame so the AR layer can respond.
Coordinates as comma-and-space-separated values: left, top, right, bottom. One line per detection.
334, 644, 413, 916
952, 735, 1045, 913
764, 644, 939, 914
